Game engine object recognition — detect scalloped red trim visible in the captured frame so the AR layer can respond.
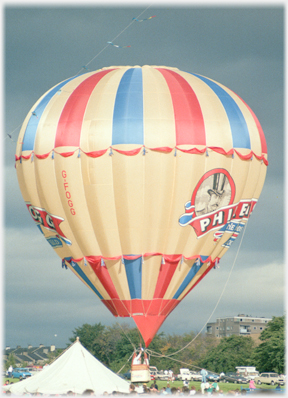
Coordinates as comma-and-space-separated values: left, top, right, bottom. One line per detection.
15, 146, 268, 165
64, 253, 218, 265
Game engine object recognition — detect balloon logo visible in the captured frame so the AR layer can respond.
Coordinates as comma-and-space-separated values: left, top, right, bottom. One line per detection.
15, 66, 267, 346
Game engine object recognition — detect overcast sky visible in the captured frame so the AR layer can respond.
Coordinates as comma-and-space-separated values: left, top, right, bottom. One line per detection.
4, 3, 285, 350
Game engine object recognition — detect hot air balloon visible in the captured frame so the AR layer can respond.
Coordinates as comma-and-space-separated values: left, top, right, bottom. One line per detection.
15, 65, 267, 347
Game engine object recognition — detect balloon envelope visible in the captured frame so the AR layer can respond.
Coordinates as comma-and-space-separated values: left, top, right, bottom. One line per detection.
16, 66, 267, 346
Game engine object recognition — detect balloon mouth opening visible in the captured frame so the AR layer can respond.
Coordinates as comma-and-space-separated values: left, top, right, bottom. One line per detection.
132, 315, 167, 347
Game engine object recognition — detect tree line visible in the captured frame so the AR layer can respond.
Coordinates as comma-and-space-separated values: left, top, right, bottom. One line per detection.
66, 316, 285, 375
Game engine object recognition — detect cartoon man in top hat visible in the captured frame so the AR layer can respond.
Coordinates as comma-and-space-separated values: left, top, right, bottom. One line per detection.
196, 172, 228, 216
206, 173, 227, 213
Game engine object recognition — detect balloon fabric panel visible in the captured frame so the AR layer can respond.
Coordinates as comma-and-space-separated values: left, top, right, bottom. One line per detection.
67, 260, 104, 299
156, 68, 206, 146
105, 259, 131, 301
112, 68, 144, 145
231, 90, 267, 155
192, 73, 251, 149
22, 76, 77, 151
142, 68, 176, 148
55, 70, 116, 147
82, 154, 123, 256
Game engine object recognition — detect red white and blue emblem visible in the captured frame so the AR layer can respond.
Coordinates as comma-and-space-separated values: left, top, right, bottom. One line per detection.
26, 202, 71, 247
179, 169, 257, 247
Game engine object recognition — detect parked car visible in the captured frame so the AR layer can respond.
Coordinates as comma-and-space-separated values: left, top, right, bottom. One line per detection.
221, 372, 248, 384
123, 370, 131, 380
207, 372, 220, 382
149, 366, 164, 380
235, 366, 259, 381
157, 371, 170, 381
190, 371, 202, 381
11, 368, 32, 379
177, 368, 193, 381
254, 372, 285, 386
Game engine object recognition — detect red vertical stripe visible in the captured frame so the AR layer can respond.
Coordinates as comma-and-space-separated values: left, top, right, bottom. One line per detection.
157, 68, 206, 146
55, 69, 115, 147
88, 259, 120, 300
153, 258, 179, 299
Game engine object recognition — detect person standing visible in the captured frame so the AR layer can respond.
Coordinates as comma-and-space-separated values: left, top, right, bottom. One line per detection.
7, 366, 13, 378
132, 350, 142, 365
200, 369, 208, 383
249, 379, 256, 390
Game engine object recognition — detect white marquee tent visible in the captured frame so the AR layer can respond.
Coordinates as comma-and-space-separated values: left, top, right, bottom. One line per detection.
3, 337, 130, 395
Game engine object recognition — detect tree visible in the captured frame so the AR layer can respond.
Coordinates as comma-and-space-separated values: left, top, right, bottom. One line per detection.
67, 322, 221, 375
68, 322, 144, 370
201, 335, 255, 373
69, 323, 108, 365
251, 316, 285, 373
5, 353, 16, 370
108, 325, 141, 372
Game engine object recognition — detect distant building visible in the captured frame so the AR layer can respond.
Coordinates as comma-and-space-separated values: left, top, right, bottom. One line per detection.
206, 314, 272, 338
3, 344, 60, 367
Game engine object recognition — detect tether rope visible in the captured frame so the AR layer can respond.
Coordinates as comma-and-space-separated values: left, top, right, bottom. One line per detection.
116, 352, 134, 375
117, 321, 137, 351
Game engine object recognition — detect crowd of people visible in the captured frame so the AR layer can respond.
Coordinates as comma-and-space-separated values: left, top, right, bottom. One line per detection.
127, 380, 284, 396
129, 381, 242, 395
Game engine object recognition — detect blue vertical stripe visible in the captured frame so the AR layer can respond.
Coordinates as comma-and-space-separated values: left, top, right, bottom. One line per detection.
173, 259, 206, 299
69, 261, 104, 299
112, 68, 144, 145
123, 257, 142, 299
192, 73, 251, 149
22, 76, 77, 151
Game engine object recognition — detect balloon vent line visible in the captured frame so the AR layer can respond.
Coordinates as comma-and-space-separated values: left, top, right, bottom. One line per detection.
73, 5, 154, 76
5, 123, 22, 143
